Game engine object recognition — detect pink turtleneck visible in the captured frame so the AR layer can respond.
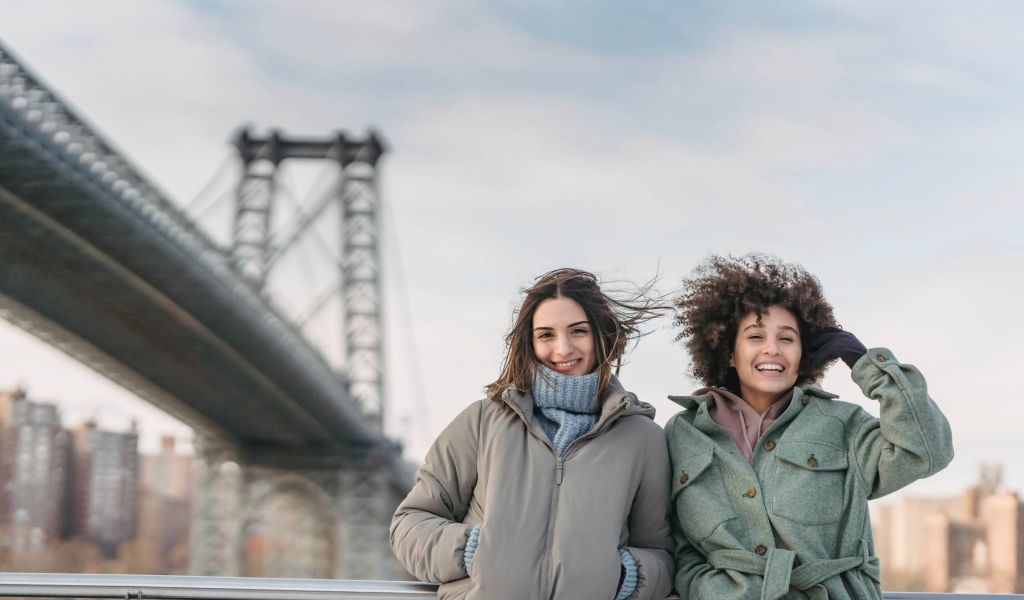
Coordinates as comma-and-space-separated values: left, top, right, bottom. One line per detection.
697, 387, 793, 461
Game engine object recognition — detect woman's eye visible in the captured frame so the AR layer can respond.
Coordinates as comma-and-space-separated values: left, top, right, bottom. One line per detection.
780, 337, 794, 343
748, 335, 763, 341
572, 328, 589, 335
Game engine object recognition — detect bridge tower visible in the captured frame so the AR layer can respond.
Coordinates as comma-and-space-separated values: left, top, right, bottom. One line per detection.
188, 128, 402, 580
230, 128, 387, 430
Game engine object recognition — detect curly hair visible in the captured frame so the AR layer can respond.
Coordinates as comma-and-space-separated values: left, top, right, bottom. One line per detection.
674, 254, 838, 391
486, 268, 667, 400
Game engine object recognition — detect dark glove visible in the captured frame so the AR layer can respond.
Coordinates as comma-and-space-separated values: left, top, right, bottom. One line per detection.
808, 326, 867, 370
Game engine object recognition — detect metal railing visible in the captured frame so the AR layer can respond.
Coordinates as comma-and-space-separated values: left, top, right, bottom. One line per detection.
0, 574, 434, 599
0, 574, 1021, 600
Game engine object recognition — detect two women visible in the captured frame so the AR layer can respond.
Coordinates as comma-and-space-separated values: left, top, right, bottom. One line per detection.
390, 269, 674, 599
392, 256, 953, 600
666, 254, 953, 599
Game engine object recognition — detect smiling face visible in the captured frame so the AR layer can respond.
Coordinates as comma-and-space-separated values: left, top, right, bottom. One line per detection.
731, 305, 802, 412
532, 296, 597, 376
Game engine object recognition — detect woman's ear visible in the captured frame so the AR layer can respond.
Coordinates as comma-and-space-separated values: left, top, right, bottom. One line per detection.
728, 353, 734, 368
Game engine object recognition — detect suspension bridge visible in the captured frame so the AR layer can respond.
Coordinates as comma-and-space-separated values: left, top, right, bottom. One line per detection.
0, 39, 411, 579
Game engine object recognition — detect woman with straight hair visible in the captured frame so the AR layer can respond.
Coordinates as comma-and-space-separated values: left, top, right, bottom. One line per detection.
391, 268, 674, 599
666, 254, 952, 600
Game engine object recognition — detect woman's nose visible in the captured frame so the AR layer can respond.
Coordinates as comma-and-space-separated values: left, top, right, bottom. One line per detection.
554, 334, 572, 356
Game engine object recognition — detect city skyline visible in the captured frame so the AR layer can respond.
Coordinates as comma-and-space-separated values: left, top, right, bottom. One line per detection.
1, 1, 1022, 499
872, 464, 1024, 593
0, 387, 193, 572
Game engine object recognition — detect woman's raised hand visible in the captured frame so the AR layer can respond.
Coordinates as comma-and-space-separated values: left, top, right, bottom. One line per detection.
807, 326, 867, 371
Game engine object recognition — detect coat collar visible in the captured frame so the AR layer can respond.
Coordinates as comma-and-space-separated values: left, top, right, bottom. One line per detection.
668, 383, 839, 433
668, 383, 841, 453
667, 390, 713, 411
803, 384, 840, 400
669, 383, 838, 410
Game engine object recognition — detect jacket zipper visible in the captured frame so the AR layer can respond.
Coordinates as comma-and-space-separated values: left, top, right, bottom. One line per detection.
539, 456, 564, 599
539, 402, 628, 598
504, 391, 635, 598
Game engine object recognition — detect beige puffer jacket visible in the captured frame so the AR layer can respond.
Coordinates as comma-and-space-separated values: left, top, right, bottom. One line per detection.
390, 376, 674, 599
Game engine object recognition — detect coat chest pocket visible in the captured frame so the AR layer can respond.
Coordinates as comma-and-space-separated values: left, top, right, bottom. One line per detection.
672, 449, 737, 541
771, 440, 848, 525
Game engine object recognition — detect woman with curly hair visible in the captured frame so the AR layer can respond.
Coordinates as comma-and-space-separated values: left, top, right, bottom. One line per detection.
391, 268, 675, 599
666, 254, 952, 600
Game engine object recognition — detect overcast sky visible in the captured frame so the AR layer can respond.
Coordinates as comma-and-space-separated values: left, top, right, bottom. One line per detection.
1, 1, 1022, 499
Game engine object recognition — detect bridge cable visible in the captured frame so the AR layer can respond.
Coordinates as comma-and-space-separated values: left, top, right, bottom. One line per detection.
183, 153, 236, 218
381, 193, 433, 450
271, 169, 348, 363
272, 170, 345, 271
266, 159, 341, 270
261, 180, 320, 321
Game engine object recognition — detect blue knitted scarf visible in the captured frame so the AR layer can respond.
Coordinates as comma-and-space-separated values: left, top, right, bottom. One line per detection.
532, 365, 600, 456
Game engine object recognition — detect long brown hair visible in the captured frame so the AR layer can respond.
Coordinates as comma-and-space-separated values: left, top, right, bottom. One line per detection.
485, 268, 666, 400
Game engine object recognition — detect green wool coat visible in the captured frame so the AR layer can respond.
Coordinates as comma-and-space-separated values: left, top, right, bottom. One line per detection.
665, 348, 953, 600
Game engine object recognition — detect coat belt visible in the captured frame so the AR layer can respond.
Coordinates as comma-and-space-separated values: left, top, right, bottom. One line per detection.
708, 540, 880, 600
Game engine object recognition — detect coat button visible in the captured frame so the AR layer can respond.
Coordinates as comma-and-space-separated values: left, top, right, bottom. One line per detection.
801, 396, 810, 405
755, 544, 768, 556
764, 440, 776, 451
875, 353, 887, 362
744, 486, 757, 498
679, 473, 689, 485
807, 456, 818, 468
